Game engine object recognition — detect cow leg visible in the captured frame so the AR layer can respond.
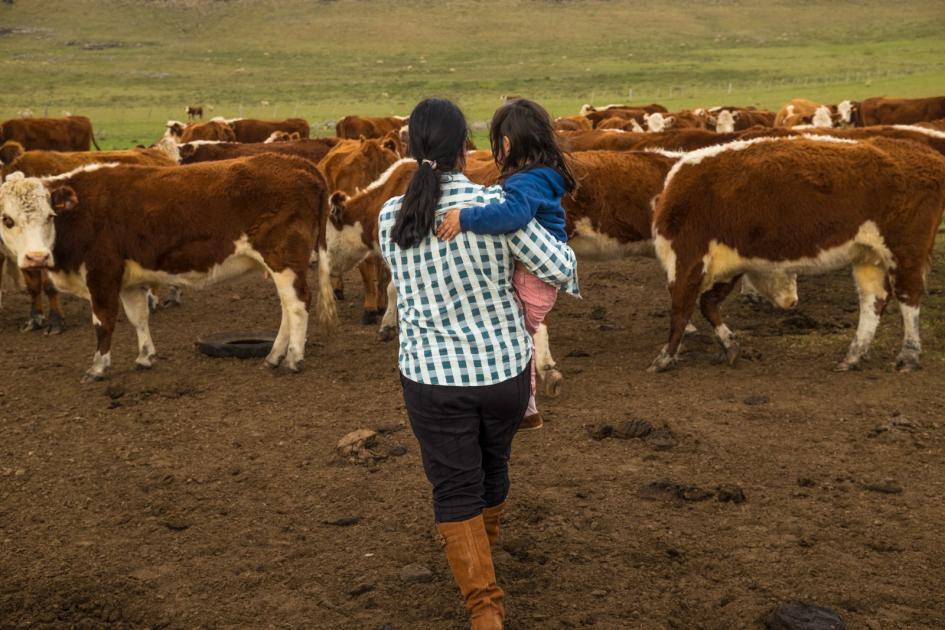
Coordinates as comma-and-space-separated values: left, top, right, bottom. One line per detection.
649, 264, 704, 372
836, 263, 888, 372
83, 283, 119, 382
893, 264, 925, 372
146, 287, 159, 313
359, 257, 382, 325
377, 279, 398, 342
268, 268, 309, 372
534, 323, 563, 398
120, 287, 157, 369
331, 273, 345, 301
44, 274, 65, 335
20, 269, 46, 332
698, 276, 741, 366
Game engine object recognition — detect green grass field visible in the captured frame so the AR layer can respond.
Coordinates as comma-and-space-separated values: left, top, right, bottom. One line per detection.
1, 0, 943, 148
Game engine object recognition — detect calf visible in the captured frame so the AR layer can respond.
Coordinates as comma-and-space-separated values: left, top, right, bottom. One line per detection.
0, 116, 100, 151
650, 136, 945, 373
0, 155, 338, 381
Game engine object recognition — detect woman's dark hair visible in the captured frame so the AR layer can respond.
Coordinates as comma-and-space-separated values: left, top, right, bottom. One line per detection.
390, 98, 469, 249
489, 99, 576, 192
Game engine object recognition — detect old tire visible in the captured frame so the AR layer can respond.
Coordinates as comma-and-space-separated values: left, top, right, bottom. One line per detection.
196, 331, 277, 359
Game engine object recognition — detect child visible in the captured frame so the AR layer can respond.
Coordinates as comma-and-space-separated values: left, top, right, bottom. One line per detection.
437, 98, 576, 431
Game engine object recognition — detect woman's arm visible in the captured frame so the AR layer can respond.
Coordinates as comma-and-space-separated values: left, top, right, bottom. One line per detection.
508, 219, 579, 293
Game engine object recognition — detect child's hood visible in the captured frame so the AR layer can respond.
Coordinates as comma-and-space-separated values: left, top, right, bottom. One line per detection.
510, 167, 567, 199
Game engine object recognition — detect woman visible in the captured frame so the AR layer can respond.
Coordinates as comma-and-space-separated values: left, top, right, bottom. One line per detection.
378, 98, 579, 629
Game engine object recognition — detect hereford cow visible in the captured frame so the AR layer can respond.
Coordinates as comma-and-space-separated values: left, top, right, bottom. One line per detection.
318, 135, 401, 197
186, 105, 204, 120
0, 116, 100, 151
228, 118, 311, 143
650, 136, 945, 373
774, 99, 824, 127
264, 131, 302, 143
597, 117, 644, 132
856, 96, 945, 126
166, 119, 236, 143
335, 115, 407, 140
553, 115, 593, 132
0, 155, 338, 381
178, 137, 340, 165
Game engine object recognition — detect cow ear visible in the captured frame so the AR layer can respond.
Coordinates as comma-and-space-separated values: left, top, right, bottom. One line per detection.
178, 144, 196, 160
50, 186, 78, 213
290, 132, 301, 140
383, 137, 398, 153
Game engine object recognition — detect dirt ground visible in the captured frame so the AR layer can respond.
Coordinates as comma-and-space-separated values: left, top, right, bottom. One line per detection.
2, 243, 944, 629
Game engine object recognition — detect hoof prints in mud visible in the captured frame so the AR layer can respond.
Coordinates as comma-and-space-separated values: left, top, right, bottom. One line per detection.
588, 420, 678, 450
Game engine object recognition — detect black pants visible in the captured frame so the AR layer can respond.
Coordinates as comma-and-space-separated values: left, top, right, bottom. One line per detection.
400, 368, 530, 523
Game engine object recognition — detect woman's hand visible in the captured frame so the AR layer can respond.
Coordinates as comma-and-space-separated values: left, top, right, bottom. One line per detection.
436, 209, 463, 241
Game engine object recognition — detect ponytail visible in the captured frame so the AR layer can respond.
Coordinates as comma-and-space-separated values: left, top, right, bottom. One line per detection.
390, 98, 469, 249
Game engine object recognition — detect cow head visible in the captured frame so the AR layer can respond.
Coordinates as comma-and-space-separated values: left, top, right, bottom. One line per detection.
837, 100, 856, 127
811, 106, 834, 128
744, 271, 799, 310
165, 120, 186, 141
329, 191, 348, 229
0, 173, 76, 269
0, 141, 25, 167
645, 113, 666, 133
715, 110, 736, 133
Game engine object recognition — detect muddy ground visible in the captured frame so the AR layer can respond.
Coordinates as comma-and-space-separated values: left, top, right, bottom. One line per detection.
1, 244, 944, 629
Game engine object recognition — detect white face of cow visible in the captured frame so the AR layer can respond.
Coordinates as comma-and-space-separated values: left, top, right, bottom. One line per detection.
811, 106, 834, 128
715, 110, 735, 133
0, 174, 64, 269
646, 112, 666, 132
745, 270, 799, 310
837, 100, 854, 124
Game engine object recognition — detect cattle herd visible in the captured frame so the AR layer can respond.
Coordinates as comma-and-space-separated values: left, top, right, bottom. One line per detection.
1, 94, 945, 387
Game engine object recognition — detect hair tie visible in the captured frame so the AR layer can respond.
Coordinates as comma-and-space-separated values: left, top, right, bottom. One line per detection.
420, 159, 438, 170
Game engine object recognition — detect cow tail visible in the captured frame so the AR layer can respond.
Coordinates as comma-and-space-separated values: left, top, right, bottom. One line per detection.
313, 170, 339, 335
91, 130, 102, 151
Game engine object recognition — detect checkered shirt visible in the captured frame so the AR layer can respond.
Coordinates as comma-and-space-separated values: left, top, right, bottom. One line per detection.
379, 172, 580, 386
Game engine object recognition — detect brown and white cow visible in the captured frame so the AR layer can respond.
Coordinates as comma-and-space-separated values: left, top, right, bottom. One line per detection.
335, 115, 407, 140
228, 118, 311, 143
553, 115, 593, 132
166, 119, 237, 143
650, 136, 945, 373
0, 139, 181, 331
264, 131, 303, 143
0, 155, 338, 381
178, 137, 340, 165
0, 116, 101, 151
186, 105, 204, 121
855, 96, 945, 126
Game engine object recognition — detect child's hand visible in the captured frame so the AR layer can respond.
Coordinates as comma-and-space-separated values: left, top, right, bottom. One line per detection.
436, 209, 463, 241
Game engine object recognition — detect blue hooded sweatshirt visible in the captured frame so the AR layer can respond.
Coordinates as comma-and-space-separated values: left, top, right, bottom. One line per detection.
459, 166, 568, 242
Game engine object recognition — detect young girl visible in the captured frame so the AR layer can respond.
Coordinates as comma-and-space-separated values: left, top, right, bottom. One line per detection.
437, 99, 576, 431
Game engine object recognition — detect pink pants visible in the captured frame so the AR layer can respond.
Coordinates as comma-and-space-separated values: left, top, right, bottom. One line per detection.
513, 264, 558, 417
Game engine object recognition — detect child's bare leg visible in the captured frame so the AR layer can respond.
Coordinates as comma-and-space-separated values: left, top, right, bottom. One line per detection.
513, 266, 559, 430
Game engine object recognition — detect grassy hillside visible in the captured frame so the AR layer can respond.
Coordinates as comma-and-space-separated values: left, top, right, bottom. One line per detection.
1, 0, 943, 148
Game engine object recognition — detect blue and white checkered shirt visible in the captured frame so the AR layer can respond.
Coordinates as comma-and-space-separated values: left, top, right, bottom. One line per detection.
379, 172, 580, 387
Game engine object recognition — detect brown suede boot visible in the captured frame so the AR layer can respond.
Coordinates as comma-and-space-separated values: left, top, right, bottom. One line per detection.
437, 516, 505, 630
482, 502, 505, 547
518, 413, 543, 431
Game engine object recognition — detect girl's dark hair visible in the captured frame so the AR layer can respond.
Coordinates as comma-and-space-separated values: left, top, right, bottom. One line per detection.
490, 99, 576, 192
390, 98, 469, 249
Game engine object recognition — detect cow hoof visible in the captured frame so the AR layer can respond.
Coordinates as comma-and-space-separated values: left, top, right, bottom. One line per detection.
648, 353, 677, 373
833, 360, 858, 372
45, 324, 63, 336
361, 310, 379, 326
21, 318, 44, 333
542, 369, 564, 398
684, 323, 697, 335
264, 357, 283, 370
162, 299, 181, 308
725, 344, 741, 367
895, 354, 921, 372
333, 288, 345, 301
376, 326, 396, 342
81, 371, 106, 383
135, 359, 153, 370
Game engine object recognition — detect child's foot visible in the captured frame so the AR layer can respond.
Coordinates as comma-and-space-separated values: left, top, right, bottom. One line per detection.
519, 413, 544, 431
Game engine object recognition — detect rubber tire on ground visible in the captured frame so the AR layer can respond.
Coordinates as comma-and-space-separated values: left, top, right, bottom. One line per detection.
195, 331, 278, 359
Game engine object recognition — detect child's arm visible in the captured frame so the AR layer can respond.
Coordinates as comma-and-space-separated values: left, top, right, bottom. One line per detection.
437, 175, 541, 241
